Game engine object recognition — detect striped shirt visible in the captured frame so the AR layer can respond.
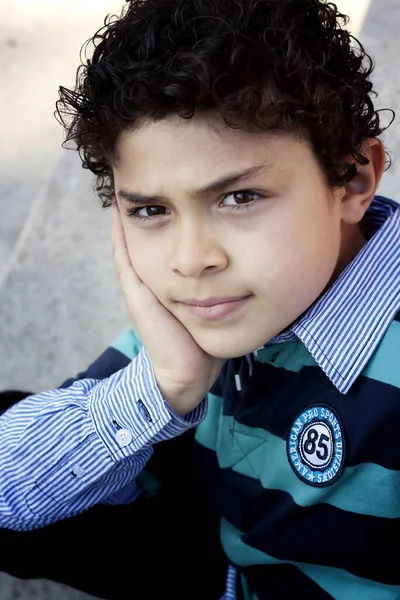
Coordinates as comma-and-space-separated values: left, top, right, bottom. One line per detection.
215, 194, 400, 599
0, 195, 399, 598
0, 349, 206, 529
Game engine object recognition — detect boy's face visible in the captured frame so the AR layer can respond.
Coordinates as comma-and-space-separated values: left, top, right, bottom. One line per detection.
114, 115, 346, 358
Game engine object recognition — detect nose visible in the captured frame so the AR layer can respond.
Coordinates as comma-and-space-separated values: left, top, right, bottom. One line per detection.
169, 219, 228, 278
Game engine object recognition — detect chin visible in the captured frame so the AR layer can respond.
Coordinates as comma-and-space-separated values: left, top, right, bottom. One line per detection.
193, 331, 270, 360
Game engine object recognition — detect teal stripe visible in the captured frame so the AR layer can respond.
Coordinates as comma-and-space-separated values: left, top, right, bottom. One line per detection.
252, 321, 400, 389
255, 341, 317, 371
111, 329, 143, 360
239, 573, 258, 600
136, 469, 161, 497
110, 319, 400, 384
221, 519, 400, 600
362, 320, 400, 388
196, 396, 400, 518
195, 393, 223, 450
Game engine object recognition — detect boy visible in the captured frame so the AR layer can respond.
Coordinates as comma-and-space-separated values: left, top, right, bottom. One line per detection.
1, 0, 399, 598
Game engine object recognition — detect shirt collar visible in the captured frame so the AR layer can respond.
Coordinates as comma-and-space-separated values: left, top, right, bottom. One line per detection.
267, 195, 400, 394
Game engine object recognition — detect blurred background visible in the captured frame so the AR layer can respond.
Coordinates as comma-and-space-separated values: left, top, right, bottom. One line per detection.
0, 0, 131, 396
0, 0, 399, 598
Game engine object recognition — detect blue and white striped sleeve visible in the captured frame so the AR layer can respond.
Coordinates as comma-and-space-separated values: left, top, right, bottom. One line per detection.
0, 347, 206, 531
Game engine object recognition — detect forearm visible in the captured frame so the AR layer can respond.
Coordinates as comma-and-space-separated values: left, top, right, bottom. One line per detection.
0, 348, 206, 531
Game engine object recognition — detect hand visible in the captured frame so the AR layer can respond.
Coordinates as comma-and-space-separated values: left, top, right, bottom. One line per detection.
111, 205, 225, 416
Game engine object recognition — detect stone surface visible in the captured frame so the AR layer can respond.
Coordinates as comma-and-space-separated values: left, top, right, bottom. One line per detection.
0, 149, 130, 392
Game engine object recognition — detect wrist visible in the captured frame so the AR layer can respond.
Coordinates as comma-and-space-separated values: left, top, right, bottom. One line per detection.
158, 384, 205, 417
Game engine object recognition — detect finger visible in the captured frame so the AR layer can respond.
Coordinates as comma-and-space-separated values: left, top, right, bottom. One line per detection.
111, 205, 164, 315
111, 204, 126, 252
111, 205, 136, 277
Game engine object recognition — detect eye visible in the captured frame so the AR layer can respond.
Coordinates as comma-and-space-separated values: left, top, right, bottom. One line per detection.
220, 190, 262, 207
127, 205, 170, 219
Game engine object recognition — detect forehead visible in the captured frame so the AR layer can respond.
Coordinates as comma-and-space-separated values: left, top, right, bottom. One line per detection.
113, 115, 314, 191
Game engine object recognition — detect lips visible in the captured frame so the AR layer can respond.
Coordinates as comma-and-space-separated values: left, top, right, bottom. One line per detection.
181, 296, 248, 307
180, 295, 251, 321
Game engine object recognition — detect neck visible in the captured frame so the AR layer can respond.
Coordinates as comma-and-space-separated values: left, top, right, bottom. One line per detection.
330, 223, 367, 285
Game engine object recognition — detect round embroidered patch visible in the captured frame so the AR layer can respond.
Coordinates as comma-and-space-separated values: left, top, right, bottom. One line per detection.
287, 404, 345, 487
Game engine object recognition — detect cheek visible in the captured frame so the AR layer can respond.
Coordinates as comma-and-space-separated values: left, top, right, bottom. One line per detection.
248, 209, 340, 299
124, 230, 163, 290
279, 217, 341, 300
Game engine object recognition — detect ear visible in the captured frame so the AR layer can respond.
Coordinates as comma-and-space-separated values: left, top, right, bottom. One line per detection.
339, 139, 386, 224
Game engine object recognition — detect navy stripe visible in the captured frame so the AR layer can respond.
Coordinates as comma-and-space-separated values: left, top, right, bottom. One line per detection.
240, 564, 333, 599
195, 443, 400, 585
220, 361, 400, 470
59, 347, 131, 388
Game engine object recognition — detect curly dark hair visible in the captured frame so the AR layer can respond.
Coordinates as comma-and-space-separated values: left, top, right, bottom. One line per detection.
56, 0, 393, 208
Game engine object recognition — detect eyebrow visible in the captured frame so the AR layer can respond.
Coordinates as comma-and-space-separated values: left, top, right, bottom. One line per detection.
194, 164, 268, 197
117, 164, 268, 205
117, 190, 165, 206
